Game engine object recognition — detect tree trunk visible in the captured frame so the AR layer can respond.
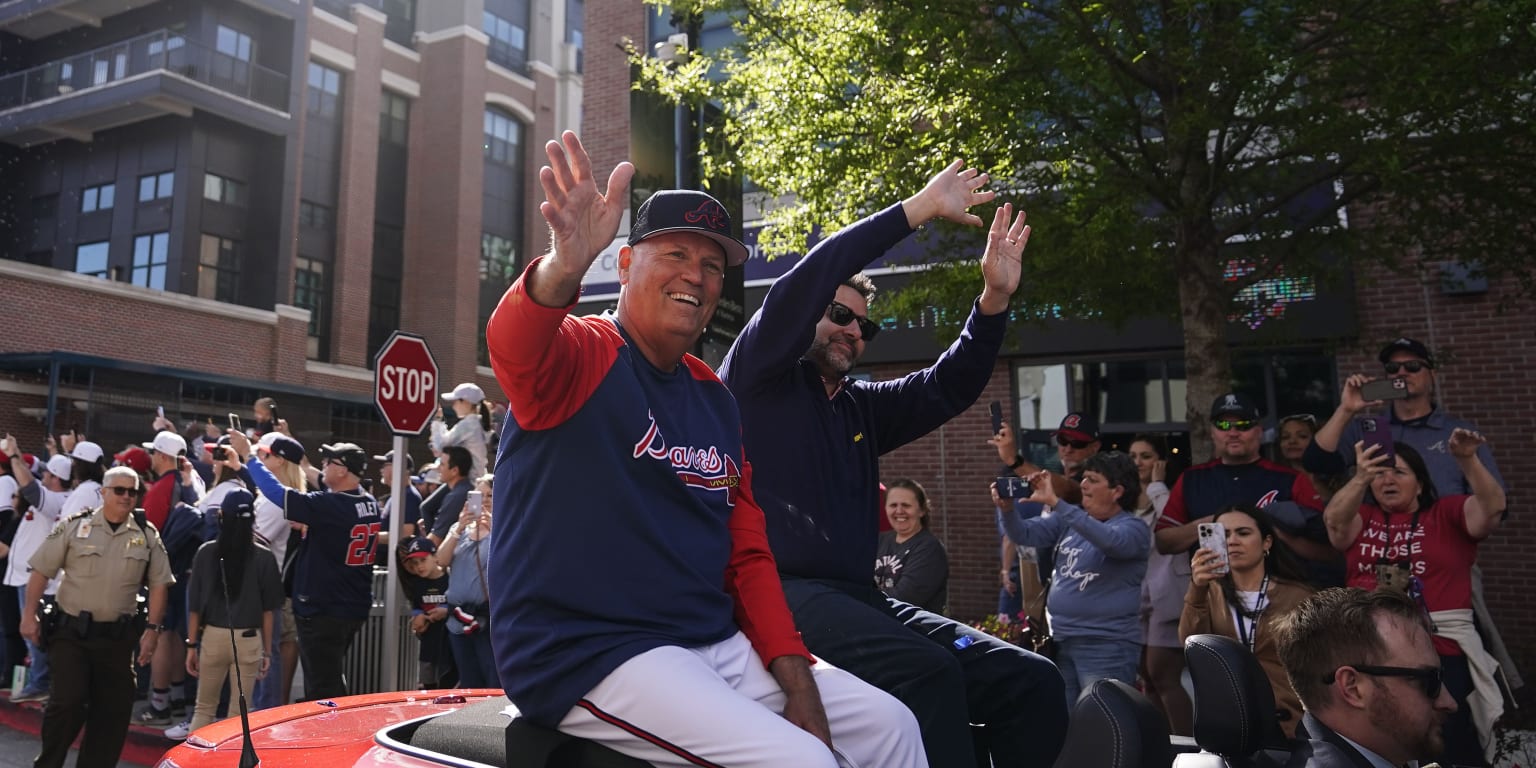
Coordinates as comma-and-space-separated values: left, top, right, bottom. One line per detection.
1175, 231, 1232, 466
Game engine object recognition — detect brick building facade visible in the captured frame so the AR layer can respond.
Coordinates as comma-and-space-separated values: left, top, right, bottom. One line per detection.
0, 0, 584, 457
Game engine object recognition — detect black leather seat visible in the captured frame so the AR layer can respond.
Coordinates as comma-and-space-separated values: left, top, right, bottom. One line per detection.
1051, 679, 1173, 768
1176, 634, 1291, 768
400, 696, 653, 768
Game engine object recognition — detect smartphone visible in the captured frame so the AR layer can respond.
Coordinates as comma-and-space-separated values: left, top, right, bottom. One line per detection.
228, 412, 242, 432
1197, 522, 1230, 575
988, 401, 1004, 435
268, 402, 279, 426
1357, 415, 1394, 463
467, 490, 484, 513
996, 475, 1030, 499
1360, 378, 1408, 402
157, 405, 165, 419
212, 446, 228, 461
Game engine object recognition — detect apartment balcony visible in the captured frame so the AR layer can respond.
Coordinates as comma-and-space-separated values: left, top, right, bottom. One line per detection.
0, 29, 292, 146
0, 0, 162, 40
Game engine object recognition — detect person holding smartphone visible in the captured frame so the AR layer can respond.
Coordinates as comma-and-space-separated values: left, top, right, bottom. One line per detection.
1180, 504, 1314, 737
1323, 430, 1505, 765
435, 486, 496, 688
991, 452, 1150, 707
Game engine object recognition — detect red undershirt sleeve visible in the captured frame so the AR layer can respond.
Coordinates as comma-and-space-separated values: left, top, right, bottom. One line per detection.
725, 458, 813, 666
486, 257, 621, 431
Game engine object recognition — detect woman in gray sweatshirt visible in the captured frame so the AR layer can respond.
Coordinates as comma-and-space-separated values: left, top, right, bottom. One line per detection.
994, 451, 1150, 707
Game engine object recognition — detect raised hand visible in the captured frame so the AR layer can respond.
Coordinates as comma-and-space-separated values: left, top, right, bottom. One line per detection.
1448, 427, 1486, 458
979, 203, 1029, 314
539, 131, 635, 277
904, 160, 993, 228
987, 421, 1018, 465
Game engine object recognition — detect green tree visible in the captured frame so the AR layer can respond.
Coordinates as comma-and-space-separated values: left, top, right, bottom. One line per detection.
636, 0, 1536, 456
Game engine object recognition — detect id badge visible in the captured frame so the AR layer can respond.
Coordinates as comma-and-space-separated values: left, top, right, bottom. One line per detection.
75, 521, 92, 539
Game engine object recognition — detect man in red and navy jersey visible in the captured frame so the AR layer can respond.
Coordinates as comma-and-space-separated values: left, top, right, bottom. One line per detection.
1154, 393, 1338, 585
483, 132, 925, 768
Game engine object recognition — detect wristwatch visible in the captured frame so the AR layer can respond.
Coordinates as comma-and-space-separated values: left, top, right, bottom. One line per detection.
186, 641, 199, 649
144, 622, 167, 633
1007, 454, 1025, 470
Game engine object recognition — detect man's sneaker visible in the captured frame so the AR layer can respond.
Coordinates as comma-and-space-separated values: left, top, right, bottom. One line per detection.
164, 721, 191, 741
135, 706, 172, 726
11, 688, 48, 703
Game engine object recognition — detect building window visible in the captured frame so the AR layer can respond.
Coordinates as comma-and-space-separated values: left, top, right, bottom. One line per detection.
299, 200, 335, 231
81, 183, 115, 213
138, 172, 174, 202
294, 257, 330, 359
480, 233, 517, 283
381, 0, 416, 46
75, 242, 110, 278
482, 7, 528, 71
132, 232, 170, 289
484, 109, 522, 165
381, 91, 410, 146
306, 62, 342, 119
198, 234, 241, 302
213, 24, 253, 88
203, 173, 246, 206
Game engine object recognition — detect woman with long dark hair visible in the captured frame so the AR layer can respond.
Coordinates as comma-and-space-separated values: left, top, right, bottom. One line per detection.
1180, 504, 1314, 736
181, 490, 283, 735
1325, 433, 1505, 765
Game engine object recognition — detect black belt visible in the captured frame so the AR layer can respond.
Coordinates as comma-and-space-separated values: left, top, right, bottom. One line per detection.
59, 611, 137, 640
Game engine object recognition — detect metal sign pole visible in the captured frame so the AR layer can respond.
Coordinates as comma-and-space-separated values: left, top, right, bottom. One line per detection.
382, 434, 406, 692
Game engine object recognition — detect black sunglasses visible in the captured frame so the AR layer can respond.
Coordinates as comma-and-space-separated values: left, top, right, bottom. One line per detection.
1212, 419, 1259, 432
1324, 664, 1443, 699
1055, 435, 1094, 449
825, 302, 881, 342
1384, 360, 1429, 374
105, 486, 138, 497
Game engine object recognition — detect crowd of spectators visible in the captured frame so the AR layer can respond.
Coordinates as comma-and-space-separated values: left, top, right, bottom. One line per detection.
0, 382, 500, 750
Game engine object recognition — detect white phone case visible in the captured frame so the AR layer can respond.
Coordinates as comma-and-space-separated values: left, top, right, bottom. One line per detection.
1198, 522, 1230, 575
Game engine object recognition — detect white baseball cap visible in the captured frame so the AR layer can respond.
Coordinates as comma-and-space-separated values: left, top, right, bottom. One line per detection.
70, 441, 104, 464
142, 431, 188, 457
45, 454, 73, 481
440, 382, 485, 404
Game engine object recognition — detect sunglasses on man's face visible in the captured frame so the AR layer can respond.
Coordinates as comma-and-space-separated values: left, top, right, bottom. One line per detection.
825, 302, 881, 342
1212, 419, 1259, 432
1325, 664, 1443, 699
1384, 360, 1429, 375
1055, 435, 1094, 450
105, 486, 138, 497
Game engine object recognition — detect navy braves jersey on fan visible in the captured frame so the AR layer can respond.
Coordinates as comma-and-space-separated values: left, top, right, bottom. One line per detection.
1156, 458, 1323, 530
247, 458, 380, 619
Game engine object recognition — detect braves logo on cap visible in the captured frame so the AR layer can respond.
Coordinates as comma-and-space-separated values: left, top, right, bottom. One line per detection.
683, 200, 727, 231
1062, 414, 1081, 429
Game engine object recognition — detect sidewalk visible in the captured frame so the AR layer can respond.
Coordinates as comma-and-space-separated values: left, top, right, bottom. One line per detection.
0, 690, 175, 767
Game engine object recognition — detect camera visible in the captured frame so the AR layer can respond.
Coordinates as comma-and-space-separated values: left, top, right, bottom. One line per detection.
212, 446, 228, 461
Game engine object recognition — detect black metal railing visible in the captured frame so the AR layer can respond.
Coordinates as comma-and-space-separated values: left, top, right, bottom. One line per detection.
0, 29, 290, 113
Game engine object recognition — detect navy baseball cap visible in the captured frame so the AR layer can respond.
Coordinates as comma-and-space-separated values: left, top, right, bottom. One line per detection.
259, 435, 306, 465
320, 443, 368, 476
628, 190, 749, 267
221, 489, 255, 520
1054, 412, 1100, 443
402, 536, 436, 559
1210, 393, 1261, 422
372, 450, 414, 472
1378, 337, 1435, 368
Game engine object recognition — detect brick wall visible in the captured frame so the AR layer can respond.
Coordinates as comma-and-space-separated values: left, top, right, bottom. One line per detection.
581, 0, 644, 185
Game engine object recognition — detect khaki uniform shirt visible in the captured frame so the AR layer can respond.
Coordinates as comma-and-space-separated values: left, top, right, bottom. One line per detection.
29, 507, 174, 619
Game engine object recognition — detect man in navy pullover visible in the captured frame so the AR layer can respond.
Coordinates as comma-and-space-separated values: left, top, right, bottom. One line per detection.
485, 132, 924, 768
720, 163, 1067, 768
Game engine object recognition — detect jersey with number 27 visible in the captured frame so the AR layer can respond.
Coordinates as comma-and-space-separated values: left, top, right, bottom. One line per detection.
284, 486, 381, 620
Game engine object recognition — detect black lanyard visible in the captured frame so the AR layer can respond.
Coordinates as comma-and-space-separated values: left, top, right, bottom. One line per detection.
1234, 573, 1270, 651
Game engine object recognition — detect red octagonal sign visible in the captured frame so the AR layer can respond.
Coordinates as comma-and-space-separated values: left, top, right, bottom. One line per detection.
373, 332, 440, 436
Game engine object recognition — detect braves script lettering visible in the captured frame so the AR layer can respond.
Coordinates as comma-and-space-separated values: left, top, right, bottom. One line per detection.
632, 411, 741, 503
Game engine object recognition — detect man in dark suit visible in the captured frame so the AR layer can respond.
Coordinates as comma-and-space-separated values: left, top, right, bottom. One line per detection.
1276, 588, 1459, 767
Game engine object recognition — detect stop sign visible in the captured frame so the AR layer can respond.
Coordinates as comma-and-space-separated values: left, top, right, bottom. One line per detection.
373, 332, 440, 435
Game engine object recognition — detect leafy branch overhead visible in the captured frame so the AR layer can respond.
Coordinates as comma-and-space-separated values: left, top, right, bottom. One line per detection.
635, 0, 1536, 332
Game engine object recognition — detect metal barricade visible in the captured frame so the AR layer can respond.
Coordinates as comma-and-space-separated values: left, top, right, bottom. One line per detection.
341, 567, 421, 693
